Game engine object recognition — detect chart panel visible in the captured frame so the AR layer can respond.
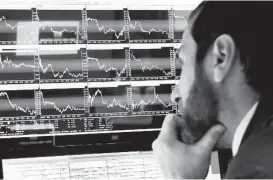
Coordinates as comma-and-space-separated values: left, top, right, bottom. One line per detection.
0, 90, 35, 118
128, 10, 170, 43
87, 49, 127, 82
39, 49, 83, 83
173, 10, 190, 43
38, 10, 83, 44
0, 10, 35, 45
40, 88, 85, 118
131, 84, 175, 116
0, 52, 35, 84
89, 86, 128, 117
130, 47, 175, 80
86, 10, 126, 43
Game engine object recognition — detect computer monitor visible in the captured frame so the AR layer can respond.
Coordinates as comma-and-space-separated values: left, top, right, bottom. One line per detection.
0, 3, 221, 180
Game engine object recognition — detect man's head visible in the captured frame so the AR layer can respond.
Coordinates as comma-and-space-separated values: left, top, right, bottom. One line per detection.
172, 1, 273, 148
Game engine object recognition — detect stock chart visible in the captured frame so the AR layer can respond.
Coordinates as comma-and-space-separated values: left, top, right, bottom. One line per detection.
0, 5, 190, 137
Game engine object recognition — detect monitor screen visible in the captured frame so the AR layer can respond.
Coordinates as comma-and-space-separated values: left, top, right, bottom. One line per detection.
0, 5, 190, 139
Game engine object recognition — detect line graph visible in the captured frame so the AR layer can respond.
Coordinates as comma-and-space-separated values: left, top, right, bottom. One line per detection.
38, 58, 83, 79
38, 10, 83, 44
0, 90, 35, 117
173, 10, 190, 42
128, 10, 169, 41
40, 89, 85, 116
39, 21, 82, 40
0, 54, 34, 71
87, 49, 127, 81
39, 51, 83, 83
0, 10, 33, 44
129, 19, 169, 35
86, 10, 125, 42
89, 89, 128, 109
0, 53, 34, 84
89, 87, 128, 115
0, 16, 19, 30
132, 88, 172, 109
130, 48, 173, 80
87, 57, 126, 76
132, 84, 173, 115
87, 18, 125, 40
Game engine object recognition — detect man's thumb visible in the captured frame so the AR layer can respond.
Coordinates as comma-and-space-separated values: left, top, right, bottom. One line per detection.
196, 125, 226, 152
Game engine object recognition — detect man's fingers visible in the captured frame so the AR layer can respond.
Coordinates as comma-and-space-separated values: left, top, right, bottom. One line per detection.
158, 114, 180, 140
196, 125, 226, 152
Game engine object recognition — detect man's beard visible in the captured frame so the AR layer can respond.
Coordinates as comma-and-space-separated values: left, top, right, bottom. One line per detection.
178, 68, 220, 144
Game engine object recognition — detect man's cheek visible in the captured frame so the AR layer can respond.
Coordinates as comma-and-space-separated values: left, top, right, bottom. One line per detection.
179, 74, 193, 107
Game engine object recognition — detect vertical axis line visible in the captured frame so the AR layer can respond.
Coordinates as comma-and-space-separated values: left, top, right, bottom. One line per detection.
168, 9, 174, 41
170, 47, 176, 77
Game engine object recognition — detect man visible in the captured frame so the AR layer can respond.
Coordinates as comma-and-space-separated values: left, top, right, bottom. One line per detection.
152, 1, 273, 179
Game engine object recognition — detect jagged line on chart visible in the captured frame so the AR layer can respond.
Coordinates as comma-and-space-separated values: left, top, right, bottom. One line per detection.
0, 16, 21, 30
128, 16, 169, 35
130, 51, 172, 76
89, 89, 128, 110
87, 57, 126, 76
132, 87, 172, 109
0, 16, 38, 42
38, 57, 83, 78
0, 92, 36, 115
87, 18, 125, 39
40, 91, 84, 114
173, 13, 188, 26
0, 55, 82, 79
0, 55, 34, 69
39, 21, 83, 36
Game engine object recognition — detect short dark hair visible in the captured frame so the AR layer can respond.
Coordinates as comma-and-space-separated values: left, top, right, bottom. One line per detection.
190, 1, 273, 93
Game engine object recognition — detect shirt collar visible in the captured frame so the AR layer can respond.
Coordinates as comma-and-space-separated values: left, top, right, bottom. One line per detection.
232, 101, 259, 156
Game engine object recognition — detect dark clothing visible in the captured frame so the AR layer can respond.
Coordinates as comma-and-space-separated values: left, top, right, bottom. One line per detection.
223, 92, 273, 178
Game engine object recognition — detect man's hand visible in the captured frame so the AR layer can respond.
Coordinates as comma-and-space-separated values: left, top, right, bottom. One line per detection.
152, 114, 226, 179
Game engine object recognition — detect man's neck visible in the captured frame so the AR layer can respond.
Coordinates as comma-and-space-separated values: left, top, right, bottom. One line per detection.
219, 86, 260, 148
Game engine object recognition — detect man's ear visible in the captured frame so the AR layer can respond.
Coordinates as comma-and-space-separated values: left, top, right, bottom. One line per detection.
212, 34, 236, 83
